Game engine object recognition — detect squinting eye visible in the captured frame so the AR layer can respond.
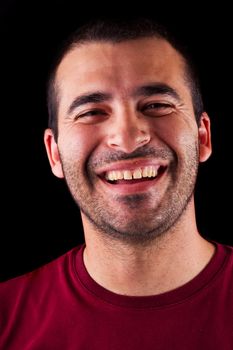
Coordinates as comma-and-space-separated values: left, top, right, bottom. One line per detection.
143, 103, 173, 117
75, 109, 107, 121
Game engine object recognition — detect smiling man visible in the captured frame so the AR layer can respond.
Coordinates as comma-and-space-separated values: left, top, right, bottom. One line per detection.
1, 18, 232, 349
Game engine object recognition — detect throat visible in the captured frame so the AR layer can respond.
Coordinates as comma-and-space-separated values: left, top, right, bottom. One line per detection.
83, 232, 216, 297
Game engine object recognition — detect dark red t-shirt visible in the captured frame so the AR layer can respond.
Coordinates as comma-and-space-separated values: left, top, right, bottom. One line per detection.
0, 242, 233, 349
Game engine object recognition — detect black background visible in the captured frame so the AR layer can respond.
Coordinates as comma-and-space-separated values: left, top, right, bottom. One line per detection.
0, 1, 232, 281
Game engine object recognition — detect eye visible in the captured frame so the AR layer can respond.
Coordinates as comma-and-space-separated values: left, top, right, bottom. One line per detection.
142, 102, 174, 117
74, 109, 108, 123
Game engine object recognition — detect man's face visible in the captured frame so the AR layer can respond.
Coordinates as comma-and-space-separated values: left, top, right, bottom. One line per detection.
45, 37, 211, 244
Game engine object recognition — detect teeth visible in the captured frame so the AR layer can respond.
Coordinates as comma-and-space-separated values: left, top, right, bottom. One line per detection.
142, 167, 148, 178
105, 166, 159, 181
123, 170, 132, 180
133, 169, 142, 179
108, 172, 114, 181
148, 166, 152, 177
116, 171, 124, 180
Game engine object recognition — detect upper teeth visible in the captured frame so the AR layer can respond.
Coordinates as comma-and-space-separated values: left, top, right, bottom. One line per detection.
105, 166, 159, 181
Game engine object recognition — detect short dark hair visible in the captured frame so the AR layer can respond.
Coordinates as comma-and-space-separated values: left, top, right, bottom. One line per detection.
47, 18, 204, 141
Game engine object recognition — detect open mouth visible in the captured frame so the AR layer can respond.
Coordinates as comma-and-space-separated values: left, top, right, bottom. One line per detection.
101, 165, 167, 185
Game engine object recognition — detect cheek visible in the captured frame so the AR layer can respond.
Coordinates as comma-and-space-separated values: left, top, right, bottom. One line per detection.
59, 125, 102, 164
151, 116, 198, 150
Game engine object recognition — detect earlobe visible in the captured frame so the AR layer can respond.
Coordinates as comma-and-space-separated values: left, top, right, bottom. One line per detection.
198, 112, 212, 163
44, 129, 64, 178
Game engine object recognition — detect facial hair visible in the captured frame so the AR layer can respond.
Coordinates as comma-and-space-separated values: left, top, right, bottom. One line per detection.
60, 143, 199, 246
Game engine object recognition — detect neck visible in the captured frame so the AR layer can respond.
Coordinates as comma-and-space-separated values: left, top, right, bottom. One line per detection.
82, 201, 215, 296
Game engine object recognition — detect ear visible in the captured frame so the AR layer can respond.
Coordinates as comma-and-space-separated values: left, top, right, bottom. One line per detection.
198, 112, 212, 163
44, 129, 64, 178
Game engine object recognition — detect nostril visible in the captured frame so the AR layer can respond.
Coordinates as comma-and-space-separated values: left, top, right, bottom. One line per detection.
135, 133, 150, 145
107, 129, 151, 153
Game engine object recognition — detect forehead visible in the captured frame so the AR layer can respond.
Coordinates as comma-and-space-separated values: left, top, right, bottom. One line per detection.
56, 38, 189, 112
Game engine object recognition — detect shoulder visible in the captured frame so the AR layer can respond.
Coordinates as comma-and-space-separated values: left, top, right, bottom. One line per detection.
218, 241, 233, 265
214, 241, 233, 270
0, 245, 83, 306
212, 242, 233, 293
0, 245, 84, 347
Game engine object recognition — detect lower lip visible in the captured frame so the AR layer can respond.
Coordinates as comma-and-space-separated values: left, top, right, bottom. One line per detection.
99, 170, 166, 195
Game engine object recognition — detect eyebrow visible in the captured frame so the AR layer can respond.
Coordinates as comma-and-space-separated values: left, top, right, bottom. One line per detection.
67, 92, 112, 116
66, 83, 181, 116
133, 83, 181, 102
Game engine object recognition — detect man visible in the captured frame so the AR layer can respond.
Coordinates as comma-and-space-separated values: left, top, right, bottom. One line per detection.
0, 18, 232, 349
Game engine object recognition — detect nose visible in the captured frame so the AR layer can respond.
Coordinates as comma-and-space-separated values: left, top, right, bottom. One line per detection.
106, 108, 151, 153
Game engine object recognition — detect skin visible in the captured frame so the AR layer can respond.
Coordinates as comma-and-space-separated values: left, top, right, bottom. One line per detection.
44, 37, 215, 296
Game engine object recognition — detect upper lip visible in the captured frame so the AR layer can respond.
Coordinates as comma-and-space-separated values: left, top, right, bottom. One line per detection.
95, 158, 169, 177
